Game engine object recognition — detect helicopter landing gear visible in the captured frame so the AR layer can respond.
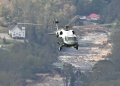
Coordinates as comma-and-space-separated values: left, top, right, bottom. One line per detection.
59, 45, 62, 51
75, 45, 78, 50
59, 46, 62, 51
76, 46, 78, 50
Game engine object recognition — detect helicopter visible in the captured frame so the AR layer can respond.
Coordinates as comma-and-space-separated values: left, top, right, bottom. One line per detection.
45, 15, 116, 51
18, 15, 80, 51
46, 15, 80, 51
17, 15, 116, 51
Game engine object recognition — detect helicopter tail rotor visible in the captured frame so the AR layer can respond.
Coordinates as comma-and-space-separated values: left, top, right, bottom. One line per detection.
53, 18, 59, 24
53, 18, 59, 30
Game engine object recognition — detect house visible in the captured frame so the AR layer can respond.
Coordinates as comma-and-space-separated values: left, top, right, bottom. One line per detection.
79, 16, 87, 20
79, 14, 100, 21
52, 62, 64, 75
8, 25, 25, 38
87, 13, 100, 20
53, 62, 64, 68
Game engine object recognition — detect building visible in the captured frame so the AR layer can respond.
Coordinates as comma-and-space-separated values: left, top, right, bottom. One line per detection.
53, 62, 64, 69
79, 16, 87, 20
8, 25, 25, 38
87, 13, 100, 20
0, 45, 2, 51
52, 62, 64, 75
80, 14, 100, 21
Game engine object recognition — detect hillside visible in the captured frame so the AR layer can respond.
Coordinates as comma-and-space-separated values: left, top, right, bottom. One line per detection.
0, 0, 120, 86
0, 0, 7, 4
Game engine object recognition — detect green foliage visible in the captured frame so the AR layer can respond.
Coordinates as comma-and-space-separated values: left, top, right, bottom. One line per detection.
11, 42, 22, 53
0, 4, 10, 21
0, 38, 58, 84
90, 80, 120, 86
1, 0, 120, 85
0, 26, 8, 33
76, 0, 91, 15
88, 16, 120, 86
70, 76, 76, 86
112, 16, 120, 30
75, 0, 105, 15
92, 60, 115, 78
109, 17, 120, 73
3, 37, 7, 44
0, 51, 25, 86
62, 64, 75, 86
105, 0, 120, 23
3, 37, 10, 44
105, 15, 113, 23
91, 0, 105, 14
0, 71, 24, 86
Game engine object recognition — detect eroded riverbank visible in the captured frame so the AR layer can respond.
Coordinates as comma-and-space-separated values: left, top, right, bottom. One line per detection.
58, 32, 111, 71
27, 28, 112, 86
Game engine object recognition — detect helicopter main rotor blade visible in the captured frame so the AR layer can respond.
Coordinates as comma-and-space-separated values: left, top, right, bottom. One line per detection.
67, 15, 80, 26
45, 30, 58, 35
72, 23, 116, 29
45, 32, 56, 35
46, 33, 56, 35
17, 23, 43, 26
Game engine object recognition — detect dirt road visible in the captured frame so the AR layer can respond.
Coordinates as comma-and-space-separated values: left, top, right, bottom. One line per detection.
0, 33, 25, 43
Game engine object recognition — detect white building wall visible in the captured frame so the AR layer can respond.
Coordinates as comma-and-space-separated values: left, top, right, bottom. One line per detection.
12, 27, 21, 37
9, 26, 25, 38
22, 27, 25, 38
9, 30, 12, 34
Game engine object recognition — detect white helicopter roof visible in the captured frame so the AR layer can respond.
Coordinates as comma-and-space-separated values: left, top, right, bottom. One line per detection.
57, 29, 76, 37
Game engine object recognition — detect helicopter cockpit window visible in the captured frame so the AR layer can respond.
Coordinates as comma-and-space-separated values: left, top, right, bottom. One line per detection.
60, 31, 63, 35
65, 37, 77, 41
68, 37, 77, 41
65, 37, 69, 41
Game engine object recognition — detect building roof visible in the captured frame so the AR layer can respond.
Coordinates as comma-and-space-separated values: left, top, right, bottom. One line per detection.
53, 62, 64, 68
8, 25, 24, 30
87, 13, 100, 19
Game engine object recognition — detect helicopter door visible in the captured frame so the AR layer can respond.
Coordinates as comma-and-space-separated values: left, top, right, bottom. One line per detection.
65, 37, 69, 41
58, 37, 64, 44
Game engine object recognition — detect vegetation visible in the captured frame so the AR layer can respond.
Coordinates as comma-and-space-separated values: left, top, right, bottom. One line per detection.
0, 0, 120, 86
0, 26, 8, 33
62, 64, 75, 86
74, 3, 120, 86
